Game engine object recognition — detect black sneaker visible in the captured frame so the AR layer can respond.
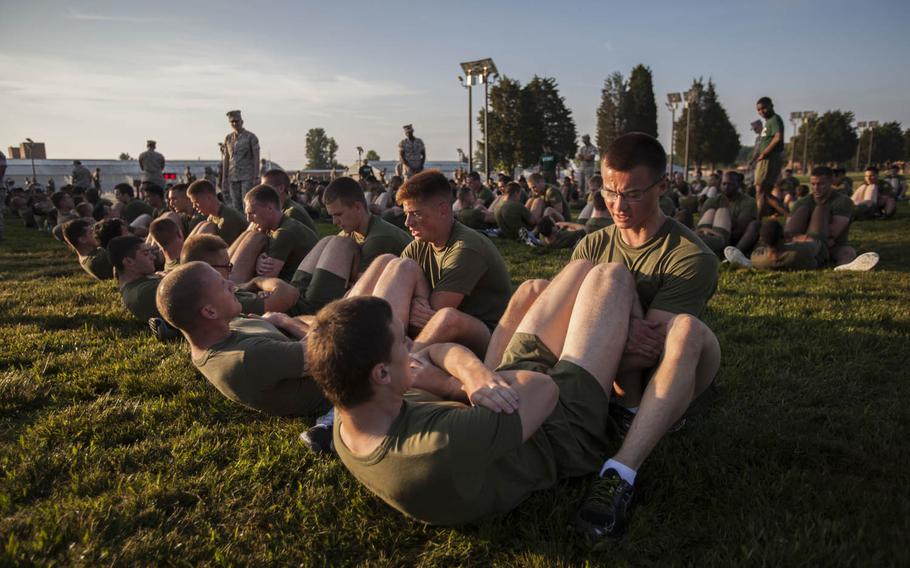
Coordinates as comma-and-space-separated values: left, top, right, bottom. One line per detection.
575, 469, 636, 543
149, 317, 181, 342
299, 425, 334, 454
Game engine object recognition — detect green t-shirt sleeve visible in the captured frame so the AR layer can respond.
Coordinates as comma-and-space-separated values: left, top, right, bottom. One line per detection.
648, 253, 718, 316
400, 240, 419, 261
832, 196, 854, 219
435, 248, 487, 296
520, 205, 532, 226
360, 236, 403, 273
267, 226, 296, 263
570, 232, 600, 262
235, 289, 266, 315
444, 406, 524, 465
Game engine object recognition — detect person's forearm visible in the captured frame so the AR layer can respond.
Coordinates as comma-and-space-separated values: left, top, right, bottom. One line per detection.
275, 317, 309, 339
426, 343, 494, 391
252, 277, 299, 312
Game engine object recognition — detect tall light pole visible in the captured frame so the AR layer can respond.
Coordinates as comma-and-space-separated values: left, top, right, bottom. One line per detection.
666, 93, 682, 177
458, 75, 474, 173
356, 146, 364, 164
683, 87, 700, 181
789, 111, 802, 169
25, 137, 37, 182
801, 111, 816, 174
460, 58, 498, 181
867, 120, 879, 166
855, 121, 867, 170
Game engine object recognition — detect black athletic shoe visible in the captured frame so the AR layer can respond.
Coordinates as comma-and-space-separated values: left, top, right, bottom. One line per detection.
575, 469, 636, 543
299, 425, 335, 454
149, 317, 181, 342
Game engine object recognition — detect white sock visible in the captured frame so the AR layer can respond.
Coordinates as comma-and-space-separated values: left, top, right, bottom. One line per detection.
600, 458, 637, 485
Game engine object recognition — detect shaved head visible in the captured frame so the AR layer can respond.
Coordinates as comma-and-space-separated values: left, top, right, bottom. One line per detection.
156, 261, 218, 331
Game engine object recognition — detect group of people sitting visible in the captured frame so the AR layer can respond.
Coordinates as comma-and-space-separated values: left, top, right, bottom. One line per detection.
27, 131, 888, 544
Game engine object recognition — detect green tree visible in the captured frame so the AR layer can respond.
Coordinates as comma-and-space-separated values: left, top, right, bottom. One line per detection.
596, 72, 626, 155
305, 128, 338, 169
795, 110, 857, 166
904, 128, 910, 161
365, 150, 380, 161
624, 64, 657, 137
859, 121, 904, 165
673, 79, 739, 169
483, 76, 525, 172
521, 76, 577, 167
118, 152, 133, 160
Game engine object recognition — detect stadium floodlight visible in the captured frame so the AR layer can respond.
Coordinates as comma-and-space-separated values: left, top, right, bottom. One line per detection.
857, 121, 867, 129
683, 86, 701, 180
868, 121, 879, 128
25, 137, 37, 180
460, 58, 498, 181
458, 74, 474, 172
790, 111, 803, 120
665, 94, 683, 176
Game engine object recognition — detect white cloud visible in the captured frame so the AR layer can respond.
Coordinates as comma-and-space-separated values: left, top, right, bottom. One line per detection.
65, 9, 162, 23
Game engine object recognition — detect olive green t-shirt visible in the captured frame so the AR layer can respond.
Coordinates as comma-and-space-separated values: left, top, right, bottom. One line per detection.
495, 200, 533, 239
659, 194, 676, 216
335, 398, 557, 526
79, 247, 114, 280
120, 276, 162, 321
284, 200, 318, 233
702, 193, 758, 223
180, 212, 206, 236
210, 203, 249, 246
401, 221, 512, 330
123, 199, 155, 223
758, 114, 785, 154
571, 218, 718, 316
267, 215, 319, 281
192, 318, 327, 417
792, 192, 854, 245
340, 215, 412, 274
545, 187, 572, 221
456, 207, 487, 230
235, 289, 265, 315
584, 215, 613, 233
476, 185, 494, 207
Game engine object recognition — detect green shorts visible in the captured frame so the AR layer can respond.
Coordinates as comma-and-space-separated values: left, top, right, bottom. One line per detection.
754, 155, 783, 192
497, 333, 611, 478
750, 242, 820, 271
697, 228, 730, 256
289, 269, 348, 316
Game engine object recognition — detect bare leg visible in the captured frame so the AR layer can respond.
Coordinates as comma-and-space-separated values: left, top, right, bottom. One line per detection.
413, 308, 492, 358
735, 220, 760, 252
697, 208, 717, 230
806, 203, 830, 244
229, 231, 268, 283
710, 207, 732, 234
190, 220, 217, 236
368, 258, 423, 327
784, 204, 811, 239
515, 259, 596, 357
484, 279, 549, 368
347, 254, 397, 297
613, 315, 721, 470
227, 229, 258, 256
294, 235, 335, 274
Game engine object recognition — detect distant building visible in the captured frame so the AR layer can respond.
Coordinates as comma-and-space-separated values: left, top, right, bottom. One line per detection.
8, 142, 47, 159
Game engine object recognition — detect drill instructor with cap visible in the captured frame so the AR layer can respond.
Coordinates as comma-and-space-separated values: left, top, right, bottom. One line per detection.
398, 124, 425, 179
223, 110, 261, 212
138, 140, 166, 190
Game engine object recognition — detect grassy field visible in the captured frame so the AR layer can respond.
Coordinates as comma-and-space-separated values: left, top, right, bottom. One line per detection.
2, 207, 909, 567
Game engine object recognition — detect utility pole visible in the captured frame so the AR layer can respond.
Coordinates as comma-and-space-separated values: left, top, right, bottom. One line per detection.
683, 87, 700, 181
665, 93, 681, 177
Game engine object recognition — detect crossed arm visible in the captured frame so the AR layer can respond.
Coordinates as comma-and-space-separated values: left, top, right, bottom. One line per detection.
414, 342, 558, 441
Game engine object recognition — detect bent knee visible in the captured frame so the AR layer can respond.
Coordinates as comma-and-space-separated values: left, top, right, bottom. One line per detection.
591, 262, 635, 289
325, 235, 359, 254
516, 278, 549, 298
666, 313, 707, 342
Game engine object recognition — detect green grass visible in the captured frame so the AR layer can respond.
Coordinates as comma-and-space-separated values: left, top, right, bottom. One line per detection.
2, 209, 909, 566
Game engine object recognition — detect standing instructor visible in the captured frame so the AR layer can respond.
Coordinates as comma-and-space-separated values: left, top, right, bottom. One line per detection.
222, 110, 261, 212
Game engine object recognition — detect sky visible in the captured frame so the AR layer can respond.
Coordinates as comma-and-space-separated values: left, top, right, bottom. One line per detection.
2, 0, 909, 169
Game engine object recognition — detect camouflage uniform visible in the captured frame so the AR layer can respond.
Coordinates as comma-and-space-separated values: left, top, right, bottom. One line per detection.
577, 141, 597, 196
398, 136, 425, 179
138, 148, 166, 189
223, 129, 260, 210
72, 164, 94, 190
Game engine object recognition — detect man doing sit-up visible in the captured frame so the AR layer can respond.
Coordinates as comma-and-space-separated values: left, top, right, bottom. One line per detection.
62, 219, 114, 280
109, 235, 162, 322
156, 261, 328, 417
186, 179, 248, 245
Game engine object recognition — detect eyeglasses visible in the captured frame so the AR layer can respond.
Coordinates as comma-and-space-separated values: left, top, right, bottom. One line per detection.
601, 175, 665, 203
210, 263, 234, 273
